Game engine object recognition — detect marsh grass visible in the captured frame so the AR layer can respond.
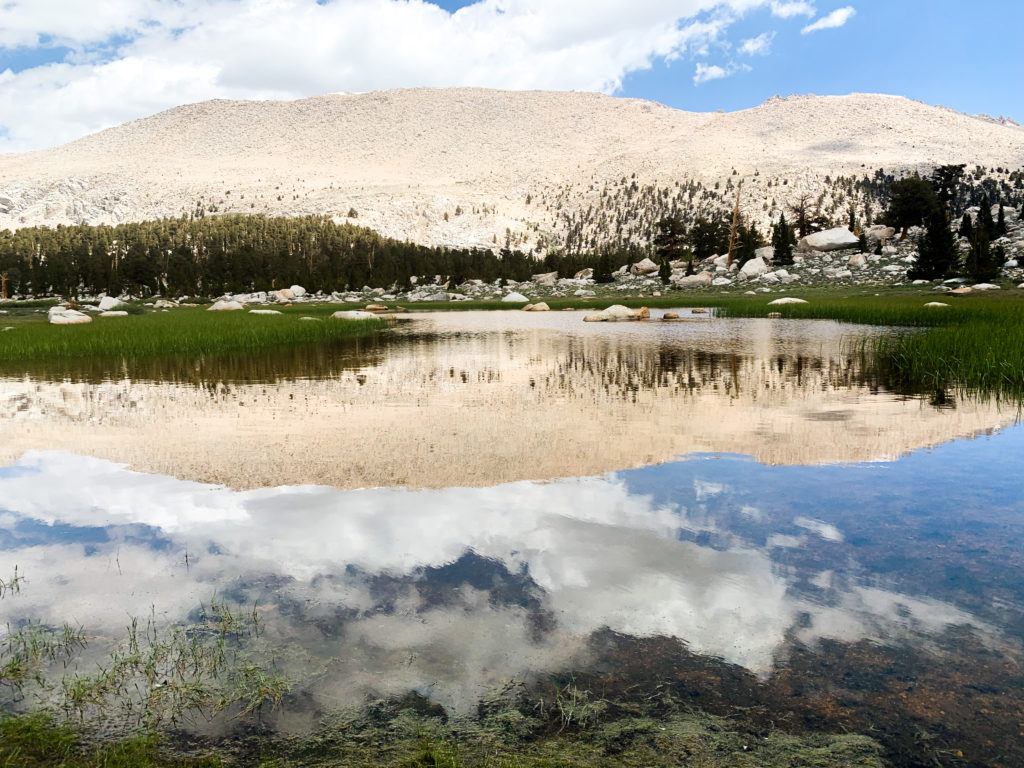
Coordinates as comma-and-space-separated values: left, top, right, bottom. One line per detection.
0, 307, 383, 362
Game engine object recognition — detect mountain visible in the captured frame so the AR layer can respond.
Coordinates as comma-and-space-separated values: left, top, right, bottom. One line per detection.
1, 88, 1022, 250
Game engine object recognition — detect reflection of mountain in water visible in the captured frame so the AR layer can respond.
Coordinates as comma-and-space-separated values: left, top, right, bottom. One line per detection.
0, 313, 1012, 488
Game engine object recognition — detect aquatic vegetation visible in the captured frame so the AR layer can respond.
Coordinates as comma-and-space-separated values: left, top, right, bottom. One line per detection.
0, 306, 383, 362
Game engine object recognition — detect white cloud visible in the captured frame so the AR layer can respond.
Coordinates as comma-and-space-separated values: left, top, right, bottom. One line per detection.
769, 1, 816, 17
693, 60, 750, 85
801, 5, 856, 33
739, 31, 775, 56
0, 0, 815, 153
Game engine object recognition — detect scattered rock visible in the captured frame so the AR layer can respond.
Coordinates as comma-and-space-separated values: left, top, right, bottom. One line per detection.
663, 312, 680, 320
364, 303, 389, 312
924, 302, 950, 308
583, 304, 650, 322
847, 253, 868, 268
48, 307, 92, 324
289, 285, 307, 298
531, 271, 559, 286
573, 268, 593, 280
767, 297, 808, 305
971, 283, 1000, 291
767, 312, 782, 318
866, 225, 896, 245
249, 309, 282, 315
523, 302, 550, 312
98, 296, 125, 311
949, 287, 973, 295
673, 271, 713, 288
740, 257, 769, 278
502, 292, 529, 303
98, 310, 129, 317
208, 300, 244, 311
331, 310, 379, 320
798, 227, 860, 252
630, 258, 660, 276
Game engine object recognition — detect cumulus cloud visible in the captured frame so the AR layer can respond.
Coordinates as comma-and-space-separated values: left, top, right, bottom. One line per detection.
801, 5, 856, 33
769, 1, 816, 17
739, 31, 775, 56
693, 60, 750, 85
0, 0, 814, 153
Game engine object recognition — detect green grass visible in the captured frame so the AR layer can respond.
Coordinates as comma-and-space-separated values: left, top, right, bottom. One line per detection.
0, 715, 222, 767
0, 305, 384, 362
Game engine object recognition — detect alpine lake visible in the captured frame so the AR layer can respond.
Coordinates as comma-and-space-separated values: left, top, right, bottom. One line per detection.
2, 306, 1023, 768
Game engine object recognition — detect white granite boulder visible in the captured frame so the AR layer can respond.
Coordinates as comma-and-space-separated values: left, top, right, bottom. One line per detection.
798, 227, 860, 252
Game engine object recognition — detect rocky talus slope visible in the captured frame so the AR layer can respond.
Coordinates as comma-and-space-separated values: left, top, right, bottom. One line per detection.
1, 89, 1022, 250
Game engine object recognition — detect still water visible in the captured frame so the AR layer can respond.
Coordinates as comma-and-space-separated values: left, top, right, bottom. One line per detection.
1, 310, 1022, 766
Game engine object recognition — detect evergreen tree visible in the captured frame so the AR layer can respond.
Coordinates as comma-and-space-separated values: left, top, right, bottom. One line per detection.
771, 214, 794, 266
976, 196, 994, 238
929, 164, 966, 216
658, 258, 672, 285
858, 232, 868, 253
996, 204, 1007, 237
909, 206, 957, 280
966, 225, 997, 282
958, 212, 974, 240
594, 253, 614, 284
884, 176, 939, 239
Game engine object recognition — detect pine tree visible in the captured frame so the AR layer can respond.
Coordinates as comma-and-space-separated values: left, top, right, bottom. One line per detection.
772, 214, 794, 266
958, 213, 974, 240
996, 204, 1007, 237
976, 196, 994, 238
966, 225, 997, 282
594, 253, 613, 284
658, 258, 672, 285
909, 206, 957, 280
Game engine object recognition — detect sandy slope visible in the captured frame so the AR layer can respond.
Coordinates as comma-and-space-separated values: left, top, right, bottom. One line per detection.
1, 89, 1022, 248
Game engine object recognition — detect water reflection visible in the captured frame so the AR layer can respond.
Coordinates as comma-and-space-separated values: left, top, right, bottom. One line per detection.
0, 312, 1014, 488
4, 427, 1021, 719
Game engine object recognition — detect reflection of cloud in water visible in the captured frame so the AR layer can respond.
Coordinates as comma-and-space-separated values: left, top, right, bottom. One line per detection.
0, 451, 988, 712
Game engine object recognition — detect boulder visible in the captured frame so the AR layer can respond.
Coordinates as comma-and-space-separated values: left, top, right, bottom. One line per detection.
249, 309, 282, 315
502, 292, 530, 303
98, 297, 125, 311
208, 300, 244, 311
832, 270, 853, 279
740, 257, 769, 278
755, 246, 775, 262
299, 317, 321, 322
630, 258, 660, 276
848, 253, 868, 268
767, 297, 808, 305
574, 289, 596, 297
48, 308, 92, 325
531, 271, 559, 286
364, 304, 389, 312
673, 270, 713, 288
153, 299, 177, 309
523, 302, 550, 312
924, 302, 950, 308
583, 304, 650, 322
866, 225, 896, 245
98, 311, 128, 317
798, 227, 860, 252
949, 287, 973, 295
289, 285, 307, 298
574, 268, 594, 280
663, 312, 680, 320
331, 310, 378, 320
971, 283, 1000, 290
711, 277, 732, 286
273, 289, 295, 302
423, 292, 449, 302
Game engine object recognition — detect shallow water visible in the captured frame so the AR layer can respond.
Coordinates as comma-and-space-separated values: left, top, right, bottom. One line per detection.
1, 310, 1022, 766
0, 311, 1011, 488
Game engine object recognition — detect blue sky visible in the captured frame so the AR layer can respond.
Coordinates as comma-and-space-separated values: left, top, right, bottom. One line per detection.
0, 0, 1021, 153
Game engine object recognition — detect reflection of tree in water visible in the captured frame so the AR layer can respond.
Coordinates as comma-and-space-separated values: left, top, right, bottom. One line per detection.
550, 338, 869, 403
0, 332, 388, 385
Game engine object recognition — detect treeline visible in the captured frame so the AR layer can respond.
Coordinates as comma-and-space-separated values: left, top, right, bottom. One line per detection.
0, 215, 645, 298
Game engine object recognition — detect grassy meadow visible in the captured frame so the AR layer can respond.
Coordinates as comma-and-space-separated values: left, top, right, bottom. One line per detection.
1, 286, 1023, 399
0, 304, 384, 361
